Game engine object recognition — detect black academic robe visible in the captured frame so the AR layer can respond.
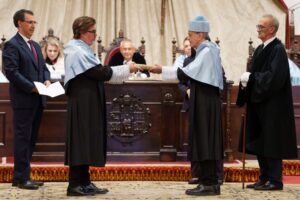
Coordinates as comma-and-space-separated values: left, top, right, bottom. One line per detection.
178, 56, 194, 112
237, 38, 297, 159
178, 69, 223, 161
108, 52, 150, 77
64, 65, 112, 167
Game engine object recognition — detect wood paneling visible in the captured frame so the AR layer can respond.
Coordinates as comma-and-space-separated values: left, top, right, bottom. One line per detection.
0, 83, 299, 162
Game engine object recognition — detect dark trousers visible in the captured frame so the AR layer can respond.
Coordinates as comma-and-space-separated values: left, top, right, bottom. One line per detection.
197, 160, 218, 186
192, 160, 224, 181
257, 155, 283, 187
68, 165, 91, 187
191, 161, 201, 178
12, 101, 43, 183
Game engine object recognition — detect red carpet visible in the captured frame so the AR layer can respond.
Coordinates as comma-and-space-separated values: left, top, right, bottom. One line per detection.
283, 176, 300, 184
1, 160, 300, 183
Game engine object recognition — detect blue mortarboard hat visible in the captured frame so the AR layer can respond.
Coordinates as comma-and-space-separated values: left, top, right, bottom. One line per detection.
188, 16, 210, 33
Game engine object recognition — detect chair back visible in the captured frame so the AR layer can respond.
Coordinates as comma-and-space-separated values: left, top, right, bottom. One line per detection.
97, 30, 146, 65
39, 28, 63, 49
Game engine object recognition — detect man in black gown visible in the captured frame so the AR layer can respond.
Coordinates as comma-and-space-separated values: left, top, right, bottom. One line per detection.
151, 16, 224, 196
237, 14, 298, 191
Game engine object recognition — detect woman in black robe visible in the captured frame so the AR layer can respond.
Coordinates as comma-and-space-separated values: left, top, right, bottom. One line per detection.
64, 16, 139, 196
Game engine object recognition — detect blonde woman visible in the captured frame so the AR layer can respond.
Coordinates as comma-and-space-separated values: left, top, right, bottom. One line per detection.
42, 38, 65, 80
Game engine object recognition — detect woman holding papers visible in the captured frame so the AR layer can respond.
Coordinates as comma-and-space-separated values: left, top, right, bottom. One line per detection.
64, 16, 140, 196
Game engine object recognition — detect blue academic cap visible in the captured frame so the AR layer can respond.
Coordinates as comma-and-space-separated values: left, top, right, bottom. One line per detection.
188, 16, 210, 33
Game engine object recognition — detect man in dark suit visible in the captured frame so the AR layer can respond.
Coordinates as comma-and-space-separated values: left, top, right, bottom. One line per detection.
2, 9, 50, 190
108, 39, 149, 77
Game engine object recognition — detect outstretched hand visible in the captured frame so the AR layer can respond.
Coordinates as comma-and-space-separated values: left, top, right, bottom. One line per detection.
128, 62, 142, 73
149, 64, 162, 74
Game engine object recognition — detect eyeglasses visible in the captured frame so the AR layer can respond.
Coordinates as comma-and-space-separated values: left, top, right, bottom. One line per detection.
23, 20, 38, 25
256, 24, 273, 30
86, 30, 97, 34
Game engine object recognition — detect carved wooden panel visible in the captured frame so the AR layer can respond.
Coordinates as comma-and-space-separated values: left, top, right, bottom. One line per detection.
107, 93, 151, 144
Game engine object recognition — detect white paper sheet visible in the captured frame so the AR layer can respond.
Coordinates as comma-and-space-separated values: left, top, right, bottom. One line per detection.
34, 81, 65, 98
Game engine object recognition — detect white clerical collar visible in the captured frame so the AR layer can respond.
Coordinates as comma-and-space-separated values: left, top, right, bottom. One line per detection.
263, 36, 276, 49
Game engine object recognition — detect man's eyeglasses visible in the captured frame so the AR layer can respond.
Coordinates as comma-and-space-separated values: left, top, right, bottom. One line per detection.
87, 30, 97, 34
23, 20, 38, 25
256, 24, 273, 30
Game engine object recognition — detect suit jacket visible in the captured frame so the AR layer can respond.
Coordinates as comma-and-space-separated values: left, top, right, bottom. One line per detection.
108, 51, 149, 77
3, 33, 50, 108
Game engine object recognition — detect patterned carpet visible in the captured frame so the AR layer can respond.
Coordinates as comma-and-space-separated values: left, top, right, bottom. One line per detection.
0, 181, 299, 200
1, 160, 300, 199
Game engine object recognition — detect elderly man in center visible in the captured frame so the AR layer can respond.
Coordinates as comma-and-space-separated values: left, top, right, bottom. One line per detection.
108, 39, 150, 77
150, 16, 224, 196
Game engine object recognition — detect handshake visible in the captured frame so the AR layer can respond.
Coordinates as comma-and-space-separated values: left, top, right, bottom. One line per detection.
128, 63, 163, 74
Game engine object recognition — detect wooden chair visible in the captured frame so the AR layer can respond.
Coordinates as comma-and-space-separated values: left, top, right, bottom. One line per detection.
0, 35, 6, 73
171, 38, 184, 63
39, 28, 63, 48
0, 35, 6, 51
97, 30, 146, 65
246, 38, 256, 72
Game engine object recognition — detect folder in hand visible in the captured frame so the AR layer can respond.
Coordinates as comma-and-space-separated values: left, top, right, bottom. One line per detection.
33, 81, 65, 98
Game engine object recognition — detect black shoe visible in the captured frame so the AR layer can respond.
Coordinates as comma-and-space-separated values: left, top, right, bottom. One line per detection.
246, 180, 266, 189
254, 181, 283, 191
31, 180, 44, 186
15, 181, 39, 190
186, 184, 220, 196
84, 183, 109, 194
188, 178, 200, 185
12, 180, 44, 187
67, 185, 96, 196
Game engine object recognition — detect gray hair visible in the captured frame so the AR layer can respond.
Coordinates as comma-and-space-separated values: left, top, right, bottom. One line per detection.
120, 39, 135, 49
262, 14, 279, 33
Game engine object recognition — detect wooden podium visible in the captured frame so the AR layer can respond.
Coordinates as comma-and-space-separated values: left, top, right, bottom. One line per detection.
0, 81, 235, 162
